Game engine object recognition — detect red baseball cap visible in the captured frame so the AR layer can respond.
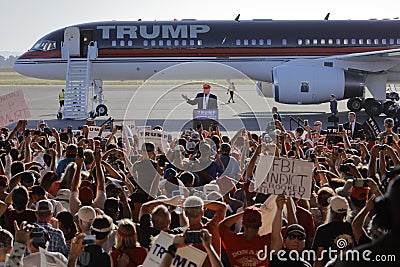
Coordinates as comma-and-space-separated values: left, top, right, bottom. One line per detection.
243, 206, 262, 227
203, 84, 211, 89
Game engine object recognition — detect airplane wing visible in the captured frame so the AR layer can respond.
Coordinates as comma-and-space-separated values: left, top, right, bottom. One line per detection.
324, 48, 400, 73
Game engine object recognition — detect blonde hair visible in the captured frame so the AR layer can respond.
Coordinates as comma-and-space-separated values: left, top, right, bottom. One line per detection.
115, 219, 139, 250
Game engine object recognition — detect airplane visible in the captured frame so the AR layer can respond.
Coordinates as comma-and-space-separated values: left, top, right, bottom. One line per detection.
13, 19, 400, 117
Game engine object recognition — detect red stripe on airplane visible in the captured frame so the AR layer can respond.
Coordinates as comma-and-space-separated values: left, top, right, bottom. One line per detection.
18, 47, 389, 59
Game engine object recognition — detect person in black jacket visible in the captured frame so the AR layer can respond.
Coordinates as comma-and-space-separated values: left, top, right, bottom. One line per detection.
343, 112, 363, 140
182, 84, 218, 109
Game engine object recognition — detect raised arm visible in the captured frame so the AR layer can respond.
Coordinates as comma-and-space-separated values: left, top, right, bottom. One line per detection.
271, 195, 286, 252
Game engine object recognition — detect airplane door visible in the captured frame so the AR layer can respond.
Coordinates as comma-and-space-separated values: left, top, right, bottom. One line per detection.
80, 30, 93, 58
64, 27, 80, 57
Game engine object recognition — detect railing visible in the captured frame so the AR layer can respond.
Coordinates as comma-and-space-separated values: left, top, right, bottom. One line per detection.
288, 116, 306, 131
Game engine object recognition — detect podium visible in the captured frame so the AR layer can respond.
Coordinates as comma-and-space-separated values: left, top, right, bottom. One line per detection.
193, 109, 218, 130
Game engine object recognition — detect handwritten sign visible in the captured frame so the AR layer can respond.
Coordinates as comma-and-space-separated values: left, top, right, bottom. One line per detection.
0, 90, 30, 127
138, 129, 170, 152
254, 155, 313, 200
142, 231, 207, 267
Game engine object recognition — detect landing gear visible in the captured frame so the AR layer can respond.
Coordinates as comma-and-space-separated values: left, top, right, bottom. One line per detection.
364, 100, 382, 116
347, 98, 363, 112
383, 101, 395, 116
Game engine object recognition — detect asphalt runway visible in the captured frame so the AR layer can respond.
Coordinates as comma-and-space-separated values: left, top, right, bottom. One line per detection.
0, 83, 386, 136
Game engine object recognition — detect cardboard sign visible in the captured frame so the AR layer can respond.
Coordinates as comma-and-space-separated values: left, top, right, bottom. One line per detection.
142, 231, 207, 267
87, 126, 101, 139
138, 129, 170, 153
0, 90, 31, 127
254, 155, 313, 200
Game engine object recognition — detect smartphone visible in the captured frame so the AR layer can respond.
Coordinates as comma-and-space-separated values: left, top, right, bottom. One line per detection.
185, 231, 203, 243
317, 157, 326, 163
33, 130, 41, 136
338, 124, 344, 132
358, 129, 365, 140
67, 127, 72, 134
339, 164, 350, 173
304, 119, 308, 127
158, 154, 167, 167
379, 145, 386, 150
387, 135, 394, 145
82, 235, 96, 245
24, 129, 30, 137
172, 190, 181, 197
44, 128, 52, 136
78, 147, 84, 158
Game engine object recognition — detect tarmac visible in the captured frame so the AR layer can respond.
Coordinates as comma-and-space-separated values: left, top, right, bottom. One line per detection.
0, 83, 387, 137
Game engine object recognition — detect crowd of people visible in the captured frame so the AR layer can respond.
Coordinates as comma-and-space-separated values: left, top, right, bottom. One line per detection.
0, 108, 398, 267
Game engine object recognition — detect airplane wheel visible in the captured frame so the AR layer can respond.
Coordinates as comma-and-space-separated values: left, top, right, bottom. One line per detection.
365, 100, 382, 116
96, 104, 108, 116
347, 98, 363, 112
383, 101, 395, 116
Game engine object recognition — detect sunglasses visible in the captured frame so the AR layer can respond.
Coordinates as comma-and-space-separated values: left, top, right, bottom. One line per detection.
288, 234, 305, 241
314, 124, 321, 126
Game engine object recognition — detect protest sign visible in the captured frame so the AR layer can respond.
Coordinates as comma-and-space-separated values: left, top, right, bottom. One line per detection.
254, 155, 313, 200
142, 231, 207, 267
0, 90, 30, 127
138, 129, 170, 153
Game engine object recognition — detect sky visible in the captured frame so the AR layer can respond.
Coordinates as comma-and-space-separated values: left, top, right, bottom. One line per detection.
1, 0, 399, 53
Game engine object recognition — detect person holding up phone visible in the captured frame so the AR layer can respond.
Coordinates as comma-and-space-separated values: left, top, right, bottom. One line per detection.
377, 118, 400, 144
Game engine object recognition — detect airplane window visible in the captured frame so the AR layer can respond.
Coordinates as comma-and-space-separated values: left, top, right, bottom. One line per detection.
166, 40, 172, 46
251, 39, 257, 45
244, 39, 249, 45
151, 40, 156, 46
328, 39, 333, 45
382, 39, 387, 45
305, 39, 310, 45
128, 40, 133, 46
343, 39, 348, 45
182, 40, 187, 46
282, 39, 287, 45
174, 40, 179, 46
236, 39, 241, 45
120, 40, 125, 47
143, 40, 148, 46
336, 39, 341, 45
321, 39, 326, 45
366, 39, 372, 45
313, 39, 318, 45
197, 40, 203, 46
397, 38, 400, 44
351, 39, 356, 45
374, 39, 379, 44
190, 40, 195, 46
159, 40, 164, 46
112, 41, 117, 47
297, 39, 303, 45
358, 39, 363, 45
259, 39, 264, 45
267, 39, 272, 45
390, 39, 395, 44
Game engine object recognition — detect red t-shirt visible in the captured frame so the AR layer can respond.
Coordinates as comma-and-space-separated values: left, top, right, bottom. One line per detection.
219, 223, 271, 267
4, 206, 36, 234
296, 205, 316, 242
110, 247, 147, 267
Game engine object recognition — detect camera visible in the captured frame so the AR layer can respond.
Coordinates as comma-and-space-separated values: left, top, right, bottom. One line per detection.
339, 164, 350, 173
304, 119, 308, 127
185, 231, 204, 243
43, 128, 52, 136
116, 125, 123, 131
82, 235, 96, 245
273, 113, 278, 120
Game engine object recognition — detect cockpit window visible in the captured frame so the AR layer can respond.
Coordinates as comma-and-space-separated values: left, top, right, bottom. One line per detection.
31, 40, 57, 51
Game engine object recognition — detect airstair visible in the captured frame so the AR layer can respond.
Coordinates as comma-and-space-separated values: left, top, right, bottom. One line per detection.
62, 42, 100, 119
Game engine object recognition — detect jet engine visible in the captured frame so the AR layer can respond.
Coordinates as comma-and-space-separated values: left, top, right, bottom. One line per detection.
272, 65, 364, 104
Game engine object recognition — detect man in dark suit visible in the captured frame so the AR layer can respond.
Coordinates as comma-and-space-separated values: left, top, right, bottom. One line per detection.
343, 112, 363, 139
181, 84, 218, 109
